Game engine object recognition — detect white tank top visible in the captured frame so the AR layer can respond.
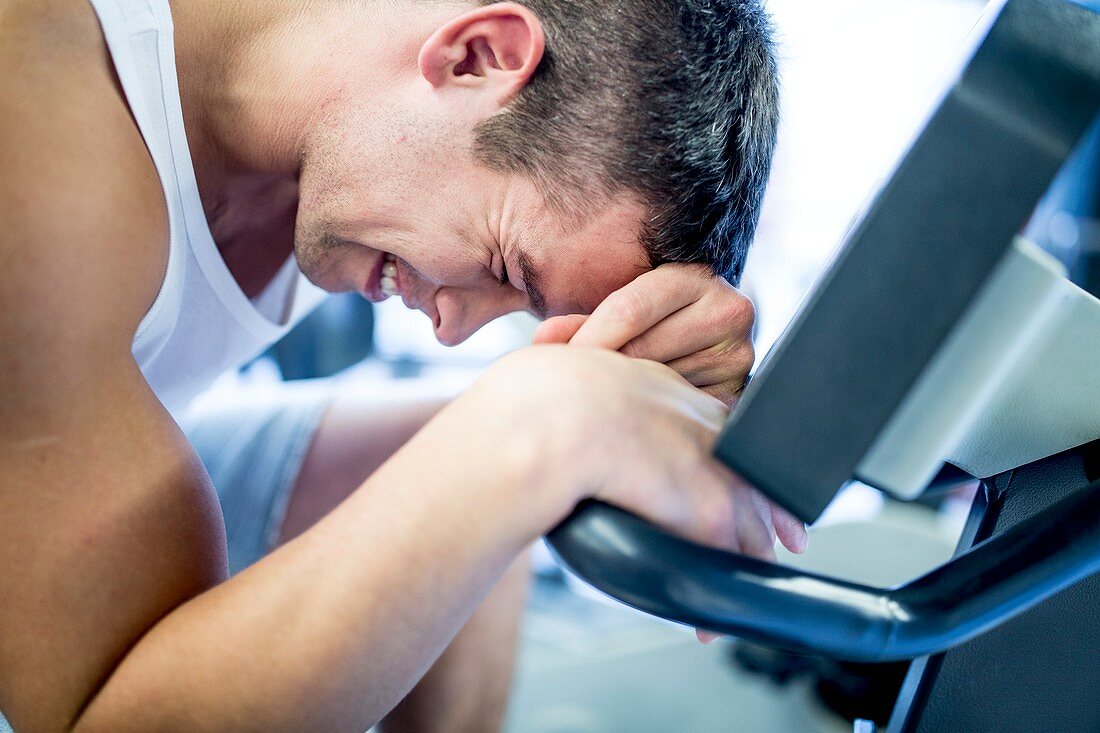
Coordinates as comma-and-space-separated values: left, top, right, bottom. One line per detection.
87, 0, 326, 415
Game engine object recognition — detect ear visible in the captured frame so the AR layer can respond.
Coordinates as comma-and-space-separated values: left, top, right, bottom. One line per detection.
418, 2, 545, 107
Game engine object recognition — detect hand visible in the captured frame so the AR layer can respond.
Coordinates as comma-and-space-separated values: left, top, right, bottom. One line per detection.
453, 346, 806, 560
527, 264, 806, 554
533, 264, 755, 406
526, 264, 808, 642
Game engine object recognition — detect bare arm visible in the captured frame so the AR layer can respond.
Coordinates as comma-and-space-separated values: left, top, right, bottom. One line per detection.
72, 396, 548, 731
0, 178, 545, 733
0, 6, 545, 729
1, 4, 789, 731
278, 391, 528, 733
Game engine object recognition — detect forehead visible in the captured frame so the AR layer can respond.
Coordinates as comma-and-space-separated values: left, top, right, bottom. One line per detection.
516, 190, 652, 317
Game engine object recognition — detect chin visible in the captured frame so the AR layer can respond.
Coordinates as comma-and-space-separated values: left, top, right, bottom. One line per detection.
293, 251, 344, 293
294, 237, 358, 293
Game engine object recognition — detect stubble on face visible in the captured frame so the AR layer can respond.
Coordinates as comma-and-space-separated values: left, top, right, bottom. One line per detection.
291, 90, 654, 332
292, 104, 443, 291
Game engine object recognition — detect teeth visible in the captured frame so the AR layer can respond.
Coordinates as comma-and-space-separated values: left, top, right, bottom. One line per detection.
380, 254, 399, 297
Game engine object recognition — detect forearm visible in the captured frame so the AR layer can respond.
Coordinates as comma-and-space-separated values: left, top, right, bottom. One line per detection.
75, 408, 559, 733
379, 548, 532, 733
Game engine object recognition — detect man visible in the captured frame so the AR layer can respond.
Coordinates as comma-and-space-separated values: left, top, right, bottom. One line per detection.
0, 0, 805, 730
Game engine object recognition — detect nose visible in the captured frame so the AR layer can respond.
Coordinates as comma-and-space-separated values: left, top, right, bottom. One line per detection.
433, 288, 523, 346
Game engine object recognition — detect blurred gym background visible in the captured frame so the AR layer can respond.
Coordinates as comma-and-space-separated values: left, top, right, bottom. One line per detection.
186, 0, 1100, 730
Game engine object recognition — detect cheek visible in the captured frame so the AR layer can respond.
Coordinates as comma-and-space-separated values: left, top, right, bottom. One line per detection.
300, 122, 424, 234
392, 235, 485, 299
411, 248, 484, 287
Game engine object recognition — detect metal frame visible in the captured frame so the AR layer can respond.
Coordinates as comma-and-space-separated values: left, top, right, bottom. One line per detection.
714, 0, 1100, 523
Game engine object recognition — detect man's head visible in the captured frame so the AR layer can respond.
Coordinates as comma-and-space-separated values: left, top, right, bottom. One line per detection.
293, 0, 779, 344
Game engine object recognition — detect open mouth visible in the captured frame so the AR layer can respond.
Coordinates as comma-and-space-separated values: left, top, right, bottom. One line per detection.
381, 253, 400, 298
364, 253, 432, 322
362, 252, 401, 303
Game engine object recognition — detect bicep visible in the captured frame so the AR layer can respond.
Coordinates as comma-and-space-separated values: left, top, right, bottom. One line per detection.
0, 352, 229, 732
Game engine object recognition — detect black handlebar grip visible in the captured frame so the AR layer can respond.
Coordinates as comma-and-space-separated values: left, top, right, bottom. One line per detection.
545, 484, 1100, 662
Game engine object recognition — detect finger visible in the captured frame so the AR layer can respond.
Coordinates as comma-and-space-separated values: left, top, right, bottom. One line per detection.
736, 488, 778, 562
532, 314, 588, 345
666, 465, 745, 554
666, 341, 755, 388
772, 504, 809, 554
567, 266, 708, 350
619, 308, 735, 365
619, 288, 754, 365
696, 629, 724, 644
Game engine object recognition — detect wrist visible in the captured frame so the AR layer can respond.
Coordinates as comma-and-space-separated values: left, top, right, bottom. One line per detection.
402, 381, 579, 546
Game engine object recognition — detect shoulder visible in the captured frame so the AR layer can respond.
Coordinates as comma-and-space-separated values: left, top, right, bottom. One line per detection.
0, 0, 168, 347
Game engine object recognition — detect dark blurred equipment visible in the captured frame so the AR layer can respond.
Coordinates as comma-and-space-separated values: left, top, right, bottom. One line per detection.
263, 293, 374, 380
1030, 113, 1100, 297
547, 1, 1100, 730
731, 643, 908, 728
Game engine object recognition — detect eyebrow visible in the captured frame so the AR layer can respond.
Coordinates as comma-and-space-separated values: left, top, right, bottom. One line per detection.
515, 249, 549, 319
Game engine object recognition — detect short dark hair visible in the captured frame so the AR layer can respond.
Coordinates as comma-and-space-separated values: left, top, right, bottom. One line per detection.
474, 0, 780, 285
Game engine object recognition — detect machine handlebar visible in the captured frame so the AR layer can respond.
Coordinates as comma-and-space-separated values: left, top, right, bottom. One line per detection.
544, 480, 1100, 662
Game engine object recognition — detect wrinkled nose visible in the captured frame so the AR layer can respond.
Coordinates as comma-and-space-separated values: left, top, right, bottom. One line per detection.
433, 288, 519, 346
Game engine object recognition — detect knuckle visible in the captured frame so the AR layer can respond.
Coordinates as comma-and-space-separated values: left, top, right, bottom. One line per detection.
729, 290, 756, 324
714, 293, 756, 337
608, 289, 649, 331
729, 342, 756, 382
737, 340, 756, 369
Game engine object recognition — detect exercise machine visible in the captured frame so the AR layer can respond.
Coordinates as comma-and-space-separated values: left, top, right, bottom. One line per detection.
547, 0, 1100, 730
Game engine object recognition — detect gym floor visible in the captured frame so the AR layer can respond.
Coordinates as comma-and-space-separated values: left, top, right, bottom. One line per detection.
503, 570, 847, 733
501, 488, 967, 733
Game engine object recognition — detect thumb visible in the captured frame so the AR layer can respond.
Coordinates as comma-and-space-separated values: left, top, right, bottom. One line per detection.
533, 314, 588, 345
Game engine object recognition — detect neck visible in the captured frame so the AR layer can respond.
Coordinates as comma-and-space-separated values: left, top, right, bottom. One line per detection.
168, 0, 371, 293
172, 0, 312, 178
168, 0, 464, 294
167, 0, 303, 293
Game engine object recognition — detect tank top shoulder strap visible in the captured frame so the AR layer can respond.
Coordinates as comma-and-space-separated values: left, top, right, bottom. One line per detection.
86, 0, 186, 343
84, 0, 325, 413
